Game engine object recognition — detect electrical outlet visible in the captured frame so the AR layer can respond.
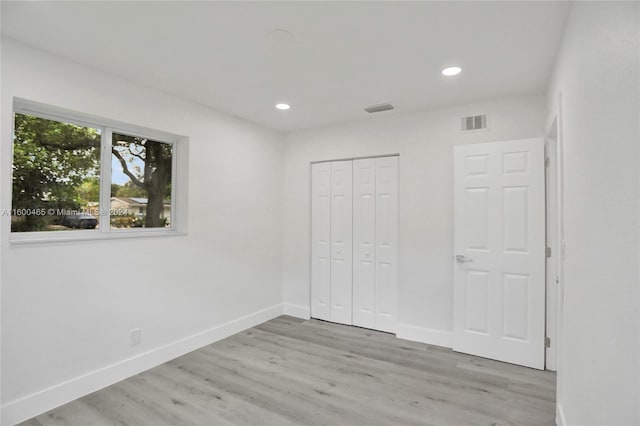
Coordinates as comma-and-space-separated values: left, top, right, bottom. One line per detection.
130, 328, 142, 346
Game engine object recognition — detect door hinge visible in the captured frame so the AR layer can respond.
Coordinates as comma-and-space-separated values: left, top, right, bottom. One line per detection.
545, 337, 551, 348
545, 156, 550, 167
546, 247, 551, 257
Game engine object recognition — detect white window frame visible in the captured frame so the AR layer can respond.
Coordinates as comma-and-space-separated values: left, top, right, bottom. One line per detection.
9, 98, 188, 244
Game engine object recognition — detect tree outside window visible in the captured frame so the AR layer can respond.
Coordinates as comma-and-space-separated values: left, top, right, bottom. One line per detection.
11, 112, 174, 233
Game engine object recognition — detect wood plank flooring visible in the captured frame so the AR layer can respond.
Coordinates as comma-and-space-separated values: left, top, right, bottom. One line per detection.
20, 316, 556, 426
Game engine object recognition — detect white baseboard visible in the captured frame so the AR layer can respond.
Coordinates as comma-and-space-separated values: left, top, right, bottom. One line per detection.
1, 304, 284, 426
556, 402, 566, 426
282, 303, 311, 319
396, 323, 452, 348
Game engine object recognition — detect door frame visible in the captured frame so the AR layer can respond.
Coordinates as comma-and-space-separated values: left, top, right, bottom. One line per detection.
545, 93, 566, 426
544, 92, 565, 375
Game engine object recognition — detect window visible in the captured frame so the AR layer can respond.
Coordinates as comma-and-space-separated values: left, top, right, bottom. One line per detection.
11, 113, 102, 232
9, 99, 186, 242
111, 133, 173, 229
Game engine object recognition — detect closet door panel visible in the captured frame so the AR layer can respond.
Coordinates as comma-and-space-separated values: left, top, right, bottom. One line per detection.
330, 161, 353, 325
353, 158, 376, 329
311, 162, 332, 321
375, 156, 398, 333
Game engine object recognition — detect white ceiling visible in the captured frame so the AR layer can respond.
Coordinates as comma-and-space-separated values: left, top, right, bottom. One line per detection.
1, 1, 570, 132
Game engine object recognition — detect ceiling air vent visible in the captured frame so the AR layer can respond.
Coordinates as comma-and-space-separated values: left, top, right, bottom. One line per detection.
461, 114, 488, 131
365, 103, 394, 113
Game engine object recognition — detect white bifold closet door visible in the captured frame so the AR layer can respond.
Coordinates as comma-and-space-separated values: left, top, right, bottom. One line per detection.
312, 156, 397, 332
373, 157, 398, 332
311, 162, 331, 321
353, 157, 398, 332
329, 161, 353, 324
352, 159, 376, 328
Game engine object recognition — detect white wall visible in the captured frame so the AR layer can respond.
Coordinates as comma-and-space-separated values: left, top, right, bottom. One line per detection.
546, 3, 640, 425
282, 95, 545, 344
1, 38, 284, 424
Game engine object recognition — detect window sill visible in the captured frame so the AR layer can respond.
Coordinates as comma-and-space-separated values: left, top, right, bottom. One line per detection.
8, 229, 187, 245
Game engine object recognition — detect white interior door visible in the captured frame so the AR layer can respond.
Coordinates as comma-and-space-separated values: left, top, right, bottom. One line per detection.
453, 139, 545, 369
353, 158, 376, 329
374, 156, 398, 333
330, 161, 353, 325
310, 162, 331, 321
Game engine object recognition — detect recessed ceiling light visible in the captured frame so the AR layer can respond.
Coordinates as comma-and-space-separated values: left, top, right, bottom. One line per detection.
275, 103, 290, 110
442, 66, 462, 76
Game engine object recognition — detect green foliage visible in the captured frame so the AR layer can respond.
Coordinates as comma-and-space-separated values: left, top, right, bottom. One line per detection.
115, 181, 147, 198
11, 113, 101, 232
110, 214, 137, 228
77, 178, 100, 205
111, 183, 122, 197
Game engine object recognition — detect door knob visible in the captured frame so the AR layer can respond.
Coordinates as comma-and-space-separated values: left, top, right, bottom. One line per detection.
456, 255, 473, 263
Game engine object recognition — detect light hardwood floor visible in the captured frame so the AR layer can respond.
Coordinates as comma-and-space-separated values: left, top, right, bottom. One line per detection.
20, 316, 556, 426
